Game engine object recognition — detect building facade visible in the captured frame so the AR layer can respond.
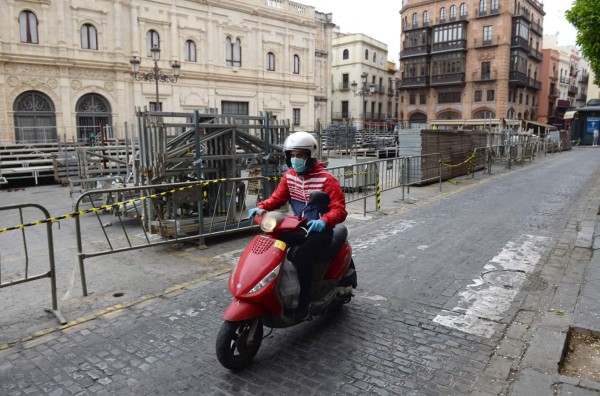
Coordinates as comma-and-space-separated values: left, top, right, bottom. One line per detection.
330, 32, 396, 131
398, 0, 545, 125
0, 0, 334, 144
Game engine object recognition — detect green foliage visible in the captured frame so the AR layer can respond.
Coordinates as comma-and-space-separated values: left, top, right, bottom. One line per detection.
565, 0, 600, 84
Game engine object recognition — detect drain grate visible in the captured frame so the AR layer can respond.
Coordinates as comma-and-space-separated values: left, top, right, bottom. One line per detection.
482, 270, 548, 291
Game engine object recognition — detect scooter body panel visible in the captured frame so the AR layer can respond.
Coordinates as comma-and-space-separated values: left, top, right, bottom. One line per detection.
223, 298, 270, 322
323, 242, 353, 280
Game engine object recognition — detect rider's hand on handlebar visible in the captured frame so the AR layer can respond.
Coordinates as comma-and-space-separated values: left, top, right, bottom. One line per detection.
248, 208, 266, 219
306, 219, 326, 234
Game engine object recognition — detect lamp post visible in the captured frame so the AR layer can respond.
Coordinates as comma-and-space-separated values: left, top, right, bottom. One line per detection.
351, 72, 376, 149
130, 46, 181, 112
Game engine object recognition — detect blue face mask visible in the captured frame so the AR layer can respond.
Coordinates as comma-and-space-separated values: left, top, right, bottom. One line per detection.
290, 157, 307, 173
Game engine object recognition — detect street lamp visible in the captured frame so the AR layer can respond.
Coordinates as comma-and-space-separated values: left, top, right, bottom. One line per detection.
130, 46, 181, 112
350, 73, 376, 146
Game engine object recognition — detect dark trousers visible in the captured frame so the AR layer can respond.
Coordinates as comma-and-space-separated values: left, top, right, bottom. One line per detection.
281, 228, 333, 309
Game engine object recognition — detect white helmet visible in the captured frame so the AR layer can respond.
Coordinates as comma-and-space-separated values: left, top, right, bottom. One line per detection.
282, 131, 318, 158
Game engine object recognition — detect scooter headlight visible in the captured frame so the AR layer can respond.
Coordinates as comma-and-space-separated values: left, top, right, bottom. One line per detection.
260, 211, 285, 233
249, 263, 281, 294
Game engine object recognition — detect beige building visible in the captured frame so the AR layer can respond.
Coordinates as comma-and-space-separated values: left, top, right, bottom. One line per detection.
330, 32, 396, 130
398, 0, 545, 125
0, 0, 334, 144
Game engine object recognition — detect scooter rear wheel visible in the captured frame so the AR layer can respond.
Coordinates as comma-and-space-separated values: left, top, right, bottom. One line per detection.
216, 318, 263, 370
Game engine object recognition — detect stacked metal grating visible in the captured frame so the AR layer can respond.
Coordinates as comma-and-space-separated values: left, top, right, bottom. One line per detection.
323, 124, 357, 150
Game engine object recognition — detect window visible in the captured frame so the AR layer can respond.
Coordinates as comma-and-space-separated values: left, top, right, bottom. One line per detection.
222, 101, 249, 115
440, 7, 446, 20
460, 3, 467, 17
343, 49, 349, 60
147, 30, 160, 56
450, 5, 456, 19
412, 13, 418, 27
409, 95, 416, 105
365, 49, 369, 60
293, 109, 300, 126
184, 40, 196, 62
342, 73, 349, 89
481, 61, 491, 79
438, 92, 462, 103
479, 0, 487, 14
293, 54, 300, 74
80, 24, 97, 50
487, 90, 495, 101
525, 94, 529, 105
267, 52, 275, 71
433, 23, 466, 44
491, 0, 499, 11
19, 10, 38, 44
475, 90, 482, 101
519, 93, 523, 104
341, 101, 349, 118
150, 101, 162, 111
373, 52, 377, 62
423, 11, 429, 24
226, 37, 242, 67
420, 94, 427, 104
483, 26, 492, 45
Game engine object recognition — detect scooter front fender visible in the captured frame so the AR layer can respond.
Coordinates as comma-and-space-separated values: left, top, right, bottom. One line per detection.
223, 298, 269, 322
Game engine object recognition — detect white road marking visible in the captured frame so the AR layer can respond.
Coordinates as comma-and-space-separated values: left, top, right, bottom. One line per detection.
417, 245, 429, 250
352, 219, 417, 252
433, 234, 552, 338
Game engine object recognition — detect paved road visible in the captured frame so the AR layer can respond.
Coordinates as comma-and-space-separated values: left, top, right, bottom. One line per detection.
2, 148, 600, 394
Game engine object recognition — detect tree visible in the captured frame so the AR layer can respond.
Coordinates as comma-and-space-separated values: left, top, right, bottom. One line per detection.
565, 0, 600, 85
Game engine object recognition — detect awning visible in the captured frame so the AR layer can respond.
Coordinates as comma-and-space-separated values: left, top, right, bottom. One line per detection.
524, 120, 558, 130
564, 111, 579, 120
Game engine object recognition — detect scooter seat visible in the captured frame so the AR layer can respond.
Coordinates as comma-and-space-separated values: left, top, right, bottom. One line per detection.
325, 223, 348, 260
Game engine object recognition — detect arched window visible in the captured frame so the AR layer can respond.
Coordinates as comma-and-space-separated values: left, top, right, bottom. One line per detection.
412, 13, 418, 26
184, 40, 196, 62
267, 52, 275, 71
440, 7, 447, 20
423, 11, 430, 24
342, 49, 349, 60
293, 54, 300, 74
450, 5, 456, 19
19, 10, 38, 44
460, 3, 467, 16
365, 49, 369, 60
146, 30, 160, 57
81, 24, 97, 50
226, 37, 242, 67
13, 91, 56, 142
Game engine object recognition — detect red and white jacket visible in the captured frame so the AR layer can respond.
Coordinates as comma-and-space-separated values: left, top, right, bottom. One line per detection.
257, 161, 347, 228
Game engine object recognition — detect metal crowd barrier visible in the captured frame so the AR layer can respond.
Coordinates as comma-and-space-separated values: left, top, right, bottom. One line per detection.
0, 203, 66, 324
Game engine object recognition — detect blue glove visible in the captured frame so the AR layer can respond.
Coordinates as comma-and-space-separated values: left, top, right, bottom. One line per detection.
306, 219, 326, 234
248, 208, 265, 219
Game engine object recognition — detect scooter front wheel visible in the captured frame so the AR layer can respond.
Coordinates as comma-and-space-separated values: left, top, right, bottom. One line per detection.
216, 318, 263, 370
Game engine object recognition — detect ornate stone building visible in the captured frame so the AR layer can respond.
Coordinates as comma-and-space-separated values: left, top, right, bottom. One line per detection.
398, 0, 545, 125
0, 0, 334, 143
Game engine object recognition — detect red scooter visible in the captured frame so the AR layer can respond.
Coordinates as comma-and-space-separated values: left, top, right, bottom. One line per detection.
216, 191, 357, 370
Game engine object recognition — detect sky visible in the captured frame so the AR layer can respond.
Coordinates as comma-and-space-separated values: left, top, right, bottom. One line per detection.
299, 0, 579, 65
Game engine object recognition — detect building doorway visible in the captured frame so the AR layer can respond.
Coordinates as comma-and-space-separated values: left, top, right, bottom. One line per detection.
76, 94, 112, 143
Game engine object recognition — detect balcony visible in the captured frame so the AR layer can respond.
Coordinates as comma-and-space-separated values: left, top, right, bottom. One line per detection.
556, 99, 570, 109
513, 7, 531, 22
568, 85, 579, 96
581, 74, 589, 84
528, 48, 543, 62
559, 76, 570, 84
577, 93, 588, 102
509, 71, 541, 89
511, 36, 529, 51
400, 44, 430, 59
431, 39, 467, 53
388, 87, 395, 96
338, 82, 350, 91
377, 85, 387, 94
331, 112, 354, 120
431, 72, 465, 86
531, 22, 543, 35
473, 36, 500, 48
549, 86, 558, 98
472, 70, 497, 82
399, 76, 430, 88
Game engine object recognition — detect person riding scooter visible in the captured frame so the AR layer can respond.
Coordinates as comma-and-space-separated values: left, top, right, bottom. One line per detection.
248, 131, 347, 319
